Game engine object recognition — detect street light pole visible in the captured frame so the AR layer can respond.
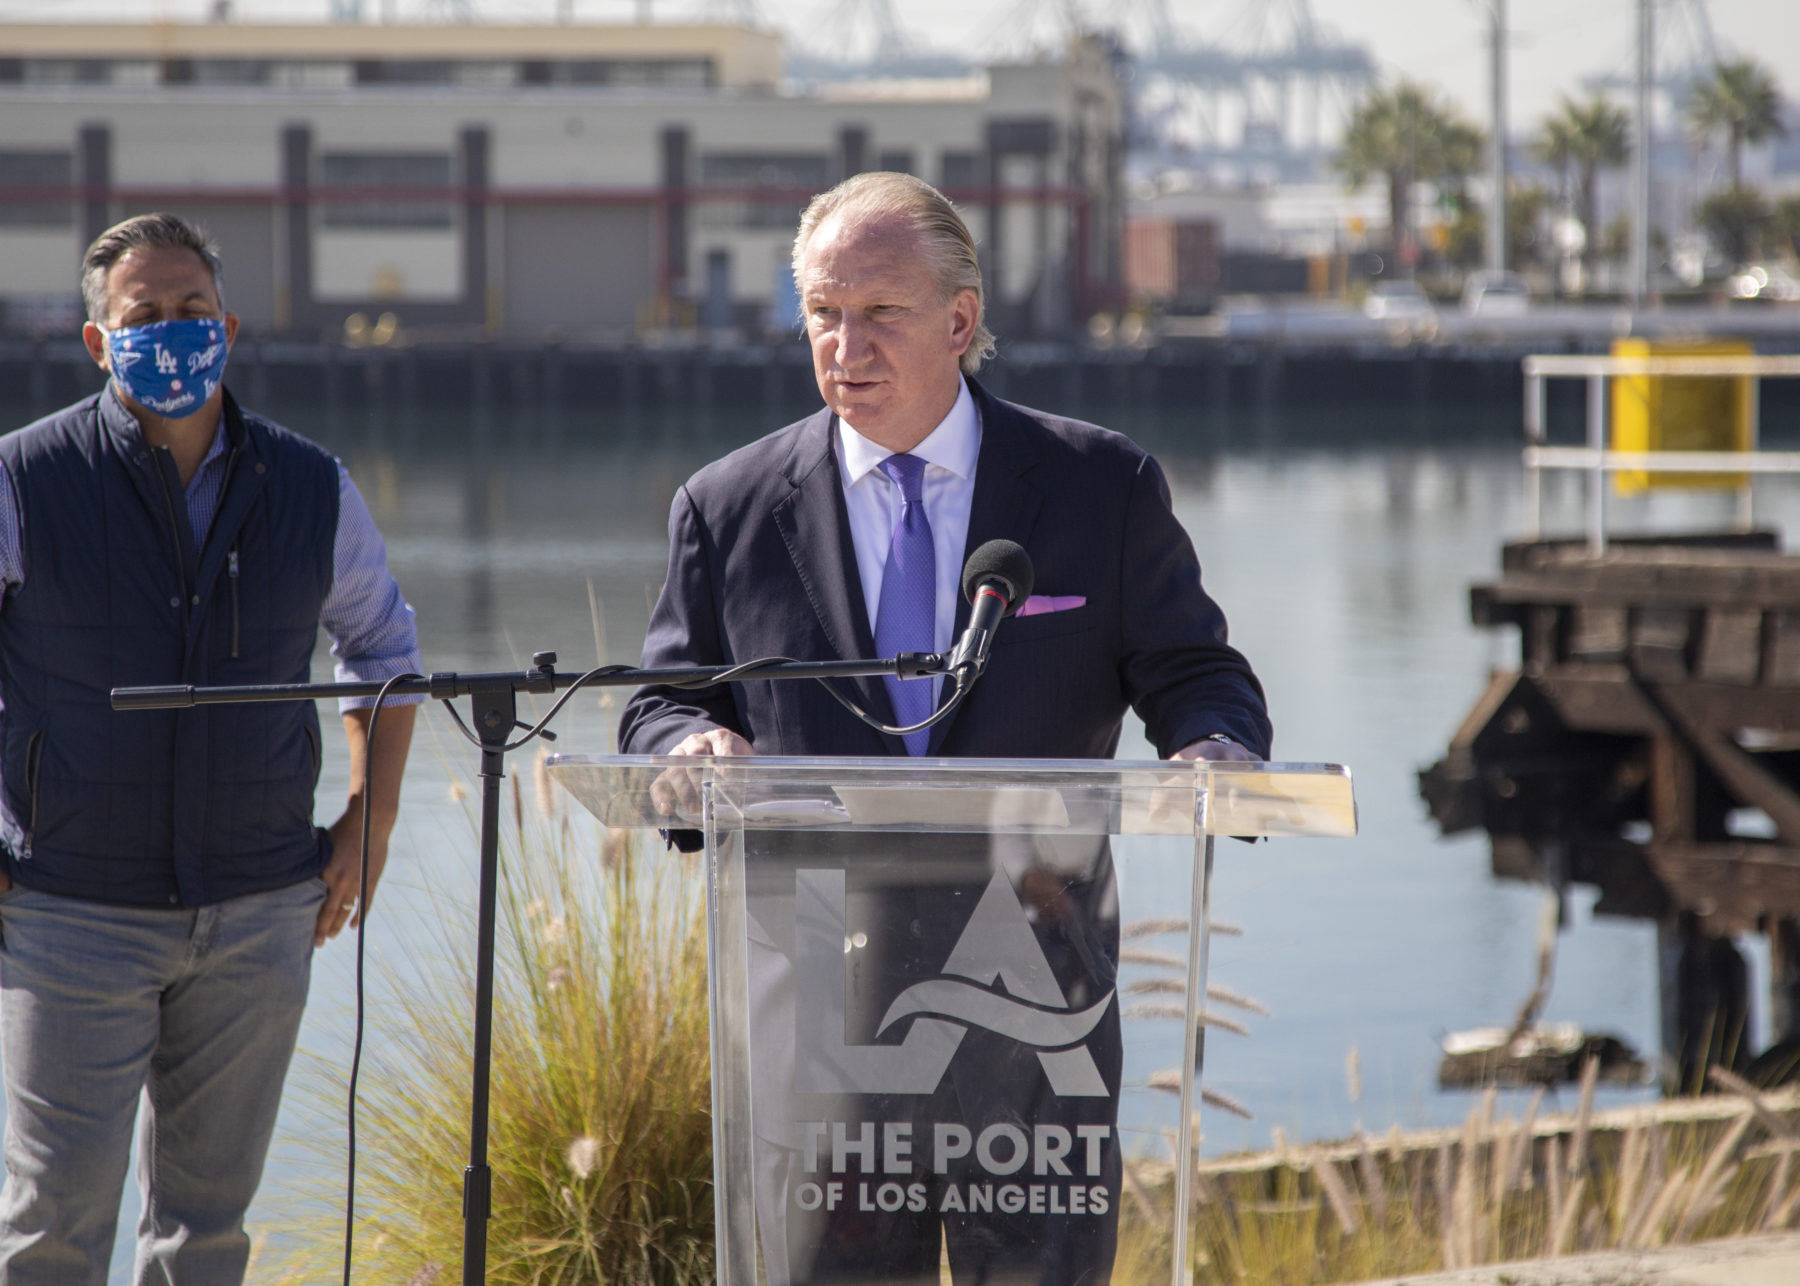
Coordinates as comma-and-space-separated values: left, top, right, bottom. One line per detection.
1486, 0, 1508, 273
1630, 0, 1654, 305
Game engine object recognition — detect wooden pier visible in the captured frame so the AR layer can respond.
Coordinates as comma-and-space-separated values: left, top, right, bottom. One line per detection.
1422, 532, 1800, 1090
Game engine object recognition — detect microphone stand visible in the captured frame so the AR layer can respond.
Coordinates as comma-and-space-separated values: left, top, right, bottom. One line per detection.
111, 646, 950, 1286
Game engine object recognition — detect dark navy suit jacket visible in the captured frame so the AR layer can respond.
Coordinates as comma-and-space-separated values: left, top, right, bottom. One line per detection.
618, 380, 1271, 760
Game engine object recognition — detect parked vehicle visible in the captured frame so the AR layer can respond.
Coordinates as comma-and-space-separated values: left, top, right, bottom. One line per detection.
1461, 270, 1531, 315
1362, 280, 1435, 321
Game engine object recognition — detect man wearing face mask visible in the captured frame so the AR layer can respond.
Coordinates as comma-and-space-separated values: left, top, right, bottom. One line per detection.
0, 213, 420, 1283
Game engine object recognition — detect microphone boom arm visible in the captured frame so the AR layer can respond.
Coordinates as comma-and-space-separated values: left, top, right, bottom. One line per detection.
110, 651, 950, 711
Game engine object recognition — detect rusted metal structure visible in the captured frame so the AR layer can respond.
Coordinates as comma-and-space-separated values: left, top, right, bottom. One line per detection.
1424, 354, 1800, 1093
1422, 533, 1800, 1084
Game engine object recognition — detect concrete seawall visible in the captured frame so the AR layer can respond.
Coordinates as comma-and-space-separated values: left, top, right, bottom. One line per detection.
6, 332, 1796, 421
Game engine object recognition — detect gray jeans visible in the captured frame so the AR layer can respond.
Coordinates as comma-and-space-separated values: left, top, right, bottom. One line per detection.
0, 878, 324, 1286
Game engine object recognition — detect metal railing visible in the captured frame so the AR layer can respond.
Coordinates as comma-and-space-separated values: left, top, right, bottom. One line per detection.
1523, 353, 1800, 553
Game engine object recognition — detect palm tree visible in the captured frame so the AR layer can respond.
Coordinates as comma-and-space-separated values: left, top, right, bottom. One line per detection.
1537, 94, 1630, 269
1697, 187, 1771, 266
1336, 82, 1485, 270
1775, 194, 1800, 261
1507, 183, 1554, 274
1687, 59, 1787, 190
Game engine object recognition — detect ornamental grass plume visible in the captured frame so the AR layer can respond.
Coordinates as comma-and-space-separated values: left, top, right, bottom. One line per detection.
277, 777, 713, 1285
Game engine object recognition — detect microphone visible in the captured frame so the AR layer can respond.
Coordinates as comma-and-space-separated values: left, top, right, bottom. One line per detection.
945, 540, 1034, 681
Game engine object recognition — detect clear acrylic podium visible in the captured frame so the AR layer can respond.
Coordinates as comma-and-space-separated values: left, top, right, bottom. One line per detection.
548, 755, 1356, 1286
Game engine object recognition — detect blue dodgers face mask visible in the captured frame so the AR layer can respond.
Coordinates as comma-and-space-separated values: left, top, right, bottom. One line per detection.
105, 318, 228, 417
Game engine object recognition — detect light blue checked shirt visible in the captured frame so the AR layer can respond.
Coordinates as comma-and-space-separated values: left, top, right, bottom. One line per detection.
0, 410, 423, 713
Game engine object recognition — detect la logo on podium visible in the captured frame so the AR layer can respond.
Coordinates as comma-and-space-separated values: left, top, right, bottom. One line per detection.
793, 869, 1114, 1097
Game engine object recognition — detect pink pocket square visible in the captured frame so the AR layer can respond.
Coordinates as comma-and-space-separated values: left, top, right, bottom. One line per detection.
1016, 595, 1086, 617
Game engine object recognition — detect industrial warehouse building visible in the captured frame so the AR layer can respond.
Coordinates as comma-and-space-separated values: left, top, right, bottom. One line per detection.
0, 18, 1125, 341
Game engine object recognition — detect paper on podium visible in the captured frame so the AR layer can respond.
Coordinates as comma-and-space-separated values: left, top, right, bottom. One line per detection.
738, 799, 851, 827
832, 785, 1070, 829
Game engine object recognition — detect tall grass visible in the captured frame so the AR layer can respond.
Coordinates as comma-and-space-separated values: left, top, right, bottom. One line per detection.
1130, 1063, 1800, 1285
278, 768, 714, 1285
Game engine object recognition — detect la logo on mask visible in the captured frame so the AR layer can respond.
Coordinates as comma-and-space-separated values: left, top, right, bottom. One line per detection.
107, 319, 228, 416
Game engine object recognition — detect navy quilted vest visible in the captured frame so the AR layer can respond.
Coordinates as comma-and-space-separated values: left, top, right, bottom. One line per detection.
0, 387, 338, 906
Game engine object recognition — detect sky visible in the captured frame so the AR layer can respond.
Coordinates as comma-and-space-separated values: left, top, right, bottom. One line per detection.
10, 0, 1800, 135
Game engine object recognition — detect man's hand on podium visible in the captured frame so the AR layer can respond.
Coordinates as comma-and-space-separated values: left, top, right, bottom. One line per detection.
1147, 735, 1263, 828
650, 726, 755, 819
1171, 736, 1260, 764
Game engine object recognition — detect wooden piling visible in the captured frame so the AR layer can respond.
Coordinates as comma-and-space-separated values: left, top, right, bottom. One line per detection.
1423, 534, 1800, 1088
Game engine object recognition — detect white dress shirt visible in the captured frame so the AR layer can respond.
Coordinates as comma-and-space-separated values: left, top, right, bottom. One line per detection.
836, 378, 982, 675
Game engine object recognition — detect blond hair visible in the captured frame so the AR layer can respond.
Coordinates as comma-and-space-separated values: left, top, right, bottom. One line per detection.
792, 171, 996, 376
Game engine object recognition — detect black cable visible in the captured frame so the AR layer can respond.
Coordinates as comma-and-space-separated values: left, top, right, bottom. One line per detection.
662, 654, 974, 740
436, 658, 966, 751
438, 664, 635, 754
810, 667, 972, 738
343, 671, 420, 1286
664, 653, 970, 739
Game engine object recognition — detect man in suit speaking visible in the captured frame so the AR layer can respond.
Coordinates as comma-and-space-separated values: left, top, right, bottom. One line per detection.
619, 173, 1270, 1283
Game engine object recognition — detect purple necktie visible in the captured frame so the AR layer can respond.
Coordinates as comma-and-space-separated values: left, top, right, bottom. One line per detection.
873, 453, 934, 755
